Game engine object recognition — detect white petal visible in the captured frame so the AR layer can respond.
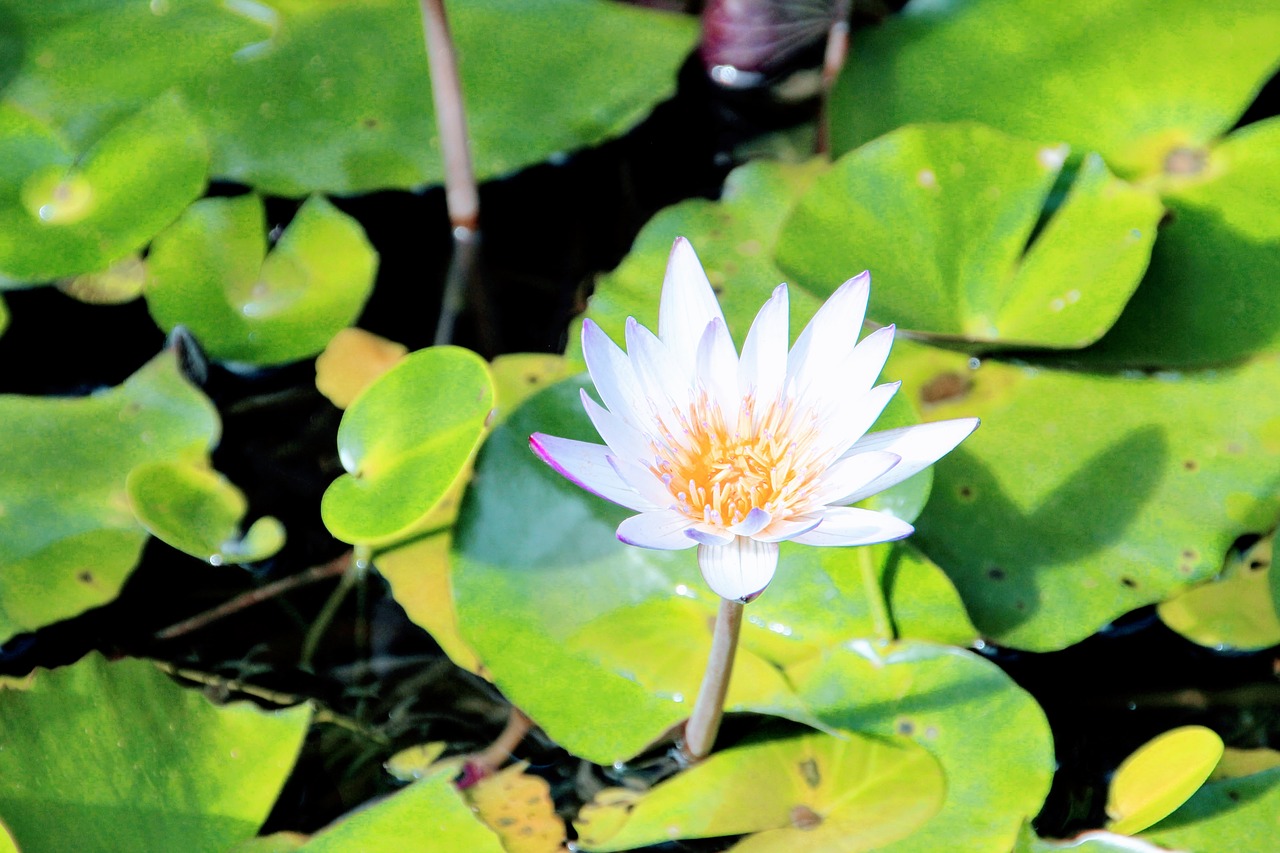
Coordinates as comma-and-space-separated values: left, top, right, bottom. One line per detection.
754, 513, 823, 542
696, 318, 740, 422
581, 320, 652, 432
658, 238, 727, 369
626, 317, 690, 415
802, 324, 896, 417
787, 271, 870, 398
813, 381, 900, 461
686, 524, 735, 546
808, 450, 901, 508
617, 509, 699, 550
581, 389, 653, 462
738, 283, 789, 405
791, 507, 914, 546
608, 455, 678, 509
838, 418, 980, 504
698, 537, 779, 601
729, 507, 771, 536
530, 434, 660, 512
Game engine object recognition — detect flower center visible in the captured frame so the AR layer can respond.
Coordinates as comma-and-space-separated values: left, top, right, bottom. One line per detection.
649, 391, 827, 528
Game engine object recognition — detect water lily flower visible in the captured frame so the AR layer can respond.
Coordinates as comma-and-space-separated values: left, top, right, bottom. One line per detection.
530, 238, 977, 603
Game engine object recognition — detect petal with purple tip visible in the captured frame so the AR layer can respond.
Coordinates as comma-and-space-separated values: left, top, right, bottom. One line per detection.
529, 433, 659, 512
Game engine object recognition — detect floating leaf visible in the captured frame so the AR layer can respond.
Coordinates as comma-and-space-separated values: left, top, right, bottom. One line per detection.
1081, 118, 1280, 367
893, 340, 1280, 651
1158, 532, 1278, 651
314, 328, 408, 410
776, 123, 1162, 348
830, 0, 1280, 176
1141, 765, 1280, 851
384, 742, 452, 783
144, 194, 378, 366
467, 762, 566, 853
0, 654, 310, 853
1211, 747, 1280, 782
1106, 726, 1224, 835
0, 94, 207, 283
229, 834, 308, 853
490, 353, 573, 423
0, 349, 218, 643
1, 0, 697, 196
883, 545, 979, 648
57, 254, 146, 304
127, 460, 285, 566
296, 771, 505, 853
375, 533, 483, 675
321, 346, 495, 548
574, 732, 943, 852
1013, 824, 1171, 852
791, 640, 1054, 853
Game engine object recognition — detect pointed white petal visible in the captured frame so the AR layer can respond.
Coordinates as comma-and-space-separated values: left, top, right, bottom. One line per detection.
581, 389, 653, 462
626, 317, 690, 415
814, 381, 900, 461
658, 238, 727, 369
791, 507, 914, 547
617, 509, 699, 550
581, 320, 652, 431
530, 434, 660, 512
608, 455, 677, 509
787, 271, 870, 398
754, 513, 823, 543
686, 524, 735, 546
696, 318, 740, 422
729, 507, 772, 536
698, 537, 779, 601
838, 418, 980, 504
809, 450, 901, 509
738, 283, 789, 404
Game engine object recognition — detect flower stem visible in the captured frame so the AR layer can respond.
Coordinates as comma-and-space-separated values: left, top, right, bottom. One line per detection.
680, 597, 744, 762
859, 546, 894, 642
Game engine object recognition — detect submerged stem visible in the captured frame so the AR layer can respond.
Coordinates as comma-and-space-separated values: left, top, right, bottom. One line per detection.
680, 598, 745, 762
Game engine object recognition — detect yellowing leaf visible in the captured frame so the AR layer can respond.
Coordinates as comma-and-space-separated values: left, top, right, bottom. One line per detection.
490, 354, 572, 424
1106, 725, 1223, 835
57, 254, 146, 304
1158, 533, 1278, 650
467, 762, 567, 853
315, 328, 408, 410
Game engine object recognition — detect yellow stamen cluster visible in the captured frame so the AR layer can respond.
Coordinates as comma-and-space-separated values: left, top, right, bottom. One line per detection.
649, 390, 827, 529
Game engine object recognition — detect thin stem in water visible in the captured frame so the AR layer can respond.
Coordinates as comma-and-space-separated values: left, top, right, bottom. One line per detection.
680, 598, 745, 763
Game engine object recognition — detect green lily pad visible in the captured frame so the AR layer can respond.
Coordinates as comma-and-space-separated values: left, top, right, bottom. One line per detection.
0, 654, 311, 853
452, 375, 942, 763
1158, 533, 1279, 651
1013, 824, 1170, 852
574, 732, 944, 852
57, 254, 146, 304
882, 545, 979, 648
144, 193, 377, 366
830, 0, 1280, 177
126, 460, 285, 566
0, 349, 218, 643
1, 0, 696, 196
297, 771, 505, 853
1081, 118, 1280, 367
321, 346, 495, 548
578, 158, 934, 522
0, 93, 207, 283
1106, 726, 1224, 836
1142, 766, 1280, 852
892, 340, 1280, 651
776, 123, 1163, 349
790, 640, 1054, 853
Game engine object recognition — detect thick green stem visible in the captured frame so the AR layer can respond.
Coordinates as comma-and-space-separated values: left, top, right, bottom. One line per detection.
680, 598, 745, 762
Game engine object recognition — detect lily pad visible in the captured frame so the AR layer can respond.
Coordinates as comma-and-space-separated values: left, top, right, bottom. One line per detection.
790, 640, 1054, 853
452, 375, 939, 763
321, 346, 495, 548
882, 545, 979, 648
1013, 825, 1171, 852
144, 193, 378, 366
0, 0, 697, 196
0, 94, 207, 283
0, 349, 218, 643
892, 340, 1280, 650
1157, 532, 1279, 651
574, 732, 944, 852
297, 770, 505, 853
830, 0, 1280, 177
0, 654, 310, 853
57, 254, 146, 304
1106, 726, 1224, 836
1080, 118, 1280, 367
314, 328, 408, 410
126, 460, 285, 566
776, 123, 1163, 348
1142, 765, 1280, 852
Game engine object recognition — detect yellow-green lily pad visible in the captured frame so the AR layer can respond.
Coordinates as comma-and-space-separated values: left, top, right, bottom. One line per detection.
1158, 532, 1278, 651
321, 346, 495, 548
1106, 726, 1224, 835
144, 193, 377, 366
574, 732, 944, 852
